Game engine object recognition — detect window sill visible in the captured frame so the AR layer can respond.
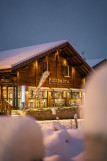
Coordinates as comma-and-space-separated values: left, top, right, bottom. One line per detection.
64, 76, 71, 78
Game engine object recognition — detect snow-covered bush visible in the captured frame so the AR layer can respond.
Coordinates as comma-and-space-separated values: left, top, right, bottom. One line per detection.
42, 121, 72, 161
26, 107, 79, 120
0, 116, 45, 161
84, 64, 107, 161
84, 64, 107, 135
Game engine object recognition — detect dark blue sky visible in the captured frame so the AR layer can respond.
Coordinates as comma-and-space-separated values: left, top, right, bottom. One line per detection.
0, 0, 107, 59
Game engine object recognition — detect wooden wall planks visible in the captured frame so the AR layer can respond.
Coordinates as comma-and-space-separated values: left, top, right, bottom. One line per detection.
16, 52, 84, 89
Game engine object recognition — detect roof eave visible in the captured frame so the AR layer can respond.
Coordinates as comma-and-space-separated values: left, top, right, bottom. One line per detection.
67, 41, 94, 73
11, 41, 69, 71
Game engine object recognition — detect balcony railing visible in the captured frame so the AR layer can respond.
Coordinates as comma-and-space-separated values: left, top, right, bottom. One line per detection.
0, 99, 12, 115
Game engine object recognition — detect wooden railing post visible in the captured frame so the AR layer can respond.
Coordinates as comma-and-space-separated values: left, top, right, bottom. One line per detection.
2, 100, 5, 114
0, 99, 12, 115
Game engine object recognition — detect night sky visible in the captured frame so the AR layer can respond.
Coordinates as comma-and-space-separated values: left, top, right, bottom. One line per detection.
0, 0, 107, 60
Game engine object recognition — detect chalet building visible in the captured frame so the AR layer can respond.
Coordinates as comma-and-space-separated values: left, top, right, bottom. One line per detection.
0, 40, 92, 111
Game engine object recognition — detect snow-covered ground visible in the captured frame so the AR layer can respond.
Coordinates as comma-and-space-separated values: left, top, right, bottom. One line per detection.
1, 65, 107, 161
38, 119, 85, 161
0, 117, 85, 161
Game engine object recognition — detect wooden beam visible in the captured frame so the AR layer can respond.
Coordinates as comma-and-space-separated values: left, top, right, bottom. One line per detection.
64, 46, 74, 56
0, 69, 11, 73
66, 92, 69, 107
35, 60, 38, 86
47, 91, 51, 107
63, 48, 71, 56
74, 63, 83, 67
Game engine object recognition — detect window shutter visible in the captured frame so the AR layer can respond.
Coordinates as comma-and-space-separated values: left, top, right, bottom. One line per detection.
43, 62, 47, 72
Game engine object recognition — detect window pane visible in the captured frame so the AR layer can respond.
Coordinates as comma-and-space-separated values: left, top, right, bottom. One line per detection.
43, 62, 47, 72
8, 98, 13, 105
65, 66, 68, 76
63, 91, 67, 98
8, 87, 13, 99
18, 86, 21, 98
28, 86, 36, 98
18, 99, 21, 108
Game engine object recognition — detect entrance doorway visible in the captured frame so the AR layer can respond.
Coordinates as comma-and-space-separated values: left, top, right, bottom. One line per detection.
1, 86, 21, 109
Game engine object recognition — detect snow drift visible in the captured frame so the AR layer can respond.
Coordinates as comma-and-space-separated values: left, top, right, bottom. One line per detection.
84, 64, 107, 136
0, 116, 45, 161
84, 64, 107, 161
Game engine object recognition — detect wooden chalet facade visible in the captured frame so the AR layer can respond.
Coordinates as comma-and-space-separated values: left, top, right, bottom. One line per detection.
0, 40, 92, 110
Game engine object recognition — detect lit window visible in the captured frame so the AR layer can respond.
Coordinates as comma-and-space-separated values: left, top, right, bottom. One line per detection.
43, 62, 48, 72
65, 65, 70, 76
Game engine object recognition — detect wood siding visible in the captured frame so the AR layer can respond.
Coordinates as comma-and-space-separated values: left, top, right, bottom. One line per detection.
16, 52, 84, 89
0, 69, 17, 86
17, 62, 36, 86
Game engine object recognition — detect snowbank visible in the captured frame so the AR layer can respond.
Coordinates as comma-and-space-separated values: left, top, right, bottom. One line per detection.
0, 116, 84, 161
0, 116, 45, 161
42, 121, 84, 161
84, 64, 107, 136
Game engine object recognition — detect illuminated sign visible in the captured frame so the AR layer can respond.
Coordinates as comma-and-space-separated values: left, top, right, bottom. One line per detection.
49, 78, 70, 84
0, 78, 12, 84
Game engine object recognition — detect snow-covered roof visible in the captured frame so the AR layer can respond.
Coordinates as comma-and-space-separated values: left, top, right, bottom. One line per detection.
0, 40, 67, 69
0, 40, 93, 76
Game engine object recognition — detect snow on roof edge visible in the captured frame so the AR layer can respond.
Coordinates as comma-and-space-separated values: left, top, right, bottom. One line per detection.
0, 40, 68, 70
11, 40, 69, 68
0, 40, 68, 54
0, 40, 93, 73
67, 42, 93, 72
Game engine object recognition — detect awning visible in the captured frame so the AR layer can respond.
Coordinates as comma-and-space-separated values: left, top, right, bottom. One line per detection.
51, 88, 70, 91
40, 87, 51, 91
69, 88, 84, 92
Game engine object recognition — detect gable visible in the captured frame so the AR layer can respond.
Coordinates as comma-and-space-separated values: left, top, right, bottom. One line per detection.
0, 40, 93, 77
0, 40, 67, 70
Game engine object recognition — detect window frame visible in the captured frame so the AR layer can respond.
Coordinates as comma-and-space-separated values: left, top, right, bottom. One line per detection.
65, 65, 70, 77
43, 62, 48, 72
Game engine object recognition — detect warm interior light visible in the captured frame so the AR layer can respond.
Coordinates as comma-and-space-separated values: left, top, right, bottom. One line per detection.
72, 67, 75, 74
35, 60, 38, 68
63, 60, 67, 66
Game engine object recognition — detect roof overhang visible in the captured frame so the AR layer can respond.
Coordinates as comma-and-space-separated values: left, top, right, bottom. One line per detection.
0, 40, 94, 77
